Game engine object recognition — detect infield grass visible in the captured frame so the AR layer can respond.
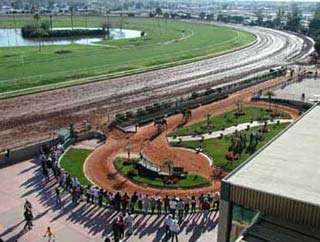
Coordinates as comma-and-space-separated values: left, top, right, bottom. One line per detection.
0, 16, 255, 94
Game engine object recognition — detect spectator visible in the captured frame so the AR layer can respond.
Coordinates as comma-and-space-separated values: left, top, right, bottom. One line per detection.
184, 196, 190, 215
24, 200, 32, 212
114, 192, 122, 211
150, 196, 156, 214
156, 197, 162, 215
137, 195, 143, 211
125, 212, 134, 236
130, 192, 138, 213
143, 195, 150, 214
169, 218, 180, 242
191, 196, 197, 213
42, 166, 49, 183
43, 227, 55, 242
55, 187, 62, 208
177, 198, 185, 222
93, 187, 99, 204
169, 197, 177, 218
112, 218, 120, 242
23, 209, 33, 230
164, 195, 169, 214
202, 198, 210, 223
117, 216, 125, 239
98, 188, 104, 207
122, 193, 129, 212
85, 185, 91, 203
164, 214, 173, 238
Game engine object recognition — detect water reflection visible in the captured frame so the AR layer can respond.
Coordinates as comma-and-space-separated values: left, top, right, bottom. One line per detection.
0, 27, 141, 47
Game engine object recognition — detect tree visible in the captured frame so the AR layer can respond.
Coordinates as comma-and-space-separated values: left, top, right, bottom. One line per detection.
125, 142, 132, 162
207, 13, 214, 21
182, 110, 192, 124
155, 7, 162, 16
309, 4, 320, 37
199, 12, 206, 20
255, 10, 264, 26
286, 3, 301, 32
266, 91, 274, 111
206, 113, 212, 128
273, 8, 285, 29
315, 38, 320, 54
33, 13, 44, 52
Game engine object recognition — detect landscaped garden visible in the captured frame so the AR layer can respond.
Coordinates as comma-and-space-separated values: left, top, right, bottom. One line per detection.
60, 148, 93, 186
169, 107, 291, 137
171, 123, 289, 172
113, 157, 211, 189
0, 16, 255, 94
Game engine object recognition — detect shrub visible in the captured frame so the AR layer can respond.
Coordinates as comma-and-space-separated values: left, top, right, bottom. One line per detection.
22, 23, 106, 39
55, 50, 72, 55
127, 169, 138, 178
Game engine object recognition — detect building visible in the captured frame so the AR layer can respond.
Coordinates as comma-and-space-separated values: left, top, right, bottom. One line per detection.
218, 103, 320, 242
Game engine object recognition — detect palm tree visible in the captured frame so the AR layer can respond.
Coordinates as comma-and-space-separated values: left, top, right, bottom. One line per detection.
266, 91, 274, 111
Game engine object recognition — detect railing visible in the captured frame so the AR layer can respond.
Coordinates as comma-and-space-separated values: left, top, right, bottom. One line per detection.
138, 152, 170, 176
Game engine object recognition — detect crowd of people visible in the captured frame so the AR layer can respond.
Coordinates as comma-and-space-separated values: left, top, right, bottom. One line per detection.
35, 143, 220, 241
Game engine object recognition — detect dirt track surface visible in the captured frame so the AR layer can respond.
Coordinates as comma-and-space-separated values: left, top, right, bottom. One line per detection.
0, 24, 313, 150
84, 77, 300, 198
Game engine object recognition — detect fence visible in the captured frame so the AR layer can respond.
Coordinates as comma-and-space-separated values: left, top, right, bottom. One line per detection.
112, 67, 286, 130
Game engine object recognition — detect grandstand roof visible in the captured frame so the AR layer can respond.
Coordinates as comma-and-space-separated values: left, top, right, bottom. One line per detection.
225, 104, 320, 207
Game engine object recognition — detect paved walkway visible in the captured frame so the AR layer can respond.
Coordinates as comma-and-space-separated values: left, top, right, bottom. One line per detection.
168, 119, 293, 142
0, 160, 219, 242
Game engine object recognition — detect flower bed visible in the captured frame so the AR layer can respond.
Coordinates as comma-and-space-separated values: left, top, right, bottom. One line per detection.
113, 157, 210, 189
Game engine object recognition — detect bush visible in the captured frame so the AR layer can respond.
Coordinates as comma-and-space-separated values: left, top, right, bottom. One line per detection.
127, 169, 138, 178
55, 50, 72, 55
22, 23, 106, 39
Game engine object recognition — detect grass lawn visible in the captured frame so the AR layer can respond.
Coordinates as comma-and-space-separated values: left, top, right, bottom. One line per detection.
172, 123, 289, 172
0, 16, 255, 93
114, 157, 210, 189
170, 107, 291, 137
60, 148, 93, 186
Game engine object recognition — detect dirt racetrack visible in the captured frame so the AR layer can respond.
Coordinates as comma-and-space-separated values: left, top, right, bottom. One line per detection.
0, 23, 313, 151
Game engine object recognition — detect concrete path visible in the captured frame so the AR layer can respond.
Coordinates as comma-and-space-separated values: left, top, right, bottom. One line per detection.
168, 119, 293, 143
0, 160, 219, 242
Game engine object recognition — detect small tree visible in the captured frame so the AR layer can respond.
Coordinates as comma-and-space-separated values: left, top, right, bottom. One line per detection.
199, 12, 206, 20
266, 91, 274, 111
155, 7, 162, 16
206, 113, 212, 128
125, 143, 132, 162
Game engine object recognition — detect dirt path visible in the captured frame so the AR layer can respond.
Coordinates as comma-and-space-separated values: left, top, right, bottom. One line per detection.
84, 76, 300, 197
